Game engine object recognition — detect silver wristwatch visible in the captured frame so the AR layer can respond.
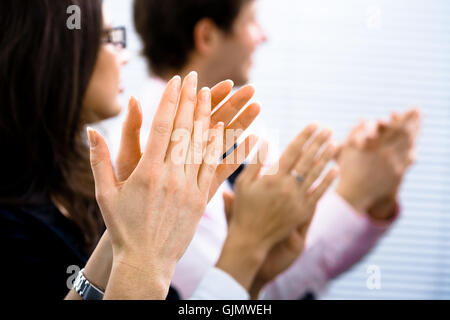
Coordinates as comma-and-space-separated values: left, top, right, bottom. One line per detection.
73, 268, 104, 300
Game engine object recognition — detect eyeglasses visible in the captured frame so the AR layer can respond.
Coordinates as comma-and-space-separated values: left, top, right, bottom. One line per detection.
102, 26, 127, 49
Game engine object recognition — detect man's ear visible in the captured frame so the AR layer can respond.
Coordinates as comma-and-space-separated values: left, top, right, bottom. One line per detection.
193, 18, 221, 56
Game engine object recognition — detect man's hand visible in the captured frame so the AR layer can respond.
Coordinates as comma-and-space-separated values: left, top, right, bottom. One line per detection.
336, 109, 421, 221
223, 191, 312, 299
221, 127, 338, 298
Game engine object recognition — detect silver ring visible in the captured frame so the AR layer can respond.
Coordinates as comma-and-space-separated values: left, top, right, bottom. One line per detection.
290, 169, 304, 184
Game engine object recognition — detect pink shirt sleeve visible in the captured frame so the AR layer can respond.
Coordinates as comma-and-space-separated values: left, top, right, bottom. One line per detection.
261, 191, 399, 300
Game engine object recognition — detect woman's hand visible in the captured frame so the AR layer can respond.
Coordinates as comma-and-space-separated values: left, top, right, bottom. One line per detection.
87, 72, 250, 299
68, 76, 260, 300
216, 125, 338, 292
116, 80, 261, 200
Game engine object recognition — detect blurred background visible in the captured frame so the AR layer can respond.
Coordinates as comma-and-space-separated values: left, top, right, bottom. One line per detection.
103, 0, 450, 299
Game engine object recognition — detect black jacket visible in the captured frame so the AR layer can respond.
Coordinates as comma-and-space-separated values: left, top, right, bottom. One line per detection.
0, 201, 179, 300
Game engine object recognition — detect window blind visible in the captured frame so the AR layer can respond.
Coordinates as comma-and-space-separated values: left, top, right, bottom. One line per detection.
251, 0, 450, 299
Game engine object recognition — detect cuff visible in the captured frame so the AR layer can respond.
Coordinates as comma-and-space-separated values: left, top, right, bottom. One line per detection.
305, 191, 400, 280
189, 267, 249, 300
330, 191, 400, 234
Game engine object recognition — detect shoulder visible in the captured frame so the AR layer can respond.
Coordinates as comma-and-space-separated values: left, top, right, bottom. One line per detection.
0, 204, 88, 299
0, 203, 87, 261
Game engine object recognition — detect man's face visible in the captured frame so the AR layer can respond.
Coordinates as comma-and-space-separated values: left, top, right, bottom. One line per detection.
207, 1, 267, 86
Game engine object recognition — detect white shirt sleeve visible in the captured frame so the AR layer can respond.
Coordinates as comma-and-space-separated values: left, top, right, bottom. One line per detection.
190, 267, 249, 300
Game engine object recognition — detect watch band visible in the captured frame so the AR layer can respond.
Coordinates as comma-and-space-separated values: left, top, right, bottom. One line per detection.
73, 268, 104, 300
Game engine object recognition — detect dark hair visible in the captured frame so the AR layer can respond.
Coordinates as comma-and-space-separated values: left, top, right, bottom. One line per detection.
0, 0, 104, 252
134, 0, 252, 76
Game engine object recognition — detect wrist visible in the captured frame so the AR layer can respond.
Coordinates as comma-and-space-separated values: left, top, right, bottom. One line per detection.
249, 277, 266, 300
105, 257, 175, 300
82, 232, 113, 292
216, 228, 268, 292
367, 196, 398, 222
336, 185, 371, 213
107, 247, 177, 300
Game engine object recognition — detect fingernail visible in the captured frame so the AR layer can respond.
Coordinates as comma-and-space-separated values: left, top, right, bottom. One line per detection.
128, 96, 136, 111
189, 71, 198, 83
227, 79, 234, 87
200, 87, 211, 102
87, 127, 97, 148
171, 75, 181, 93
189, 72, 198, 95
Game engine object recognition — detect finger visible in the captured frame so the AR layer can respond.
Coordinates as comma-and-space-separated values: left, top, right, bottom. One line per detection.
391, 112, 401, 122
333, 143, 343, 160
389, 134, 414, 170
222, 102, 260, 154
198, 122, 225, 193
353, 122, 369, 148
277, 123, 319, 174
381, 127, 402, 146
382, 109, 421, 148
140, 75, 181, 167
223, 191, 235, 225
376, 120, 389, 134
403, 108, 422, 140
166, 71, 199, 166
210, 134, 258, 200
298, 143, 336, 193
347, 120, 366, 147
88, 128, 117, 200
186, 87, 212, 177
211, 80, 234, 109
294, 129, 332, 177
211, 85, 255, 127
308, 167, 339, 205
238, 139, 269, 184
116, 97, 143, 182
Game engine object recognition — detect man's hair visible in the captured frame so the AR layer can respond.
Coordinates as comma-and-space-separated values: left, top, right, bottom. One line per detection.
134, 0, 251, 76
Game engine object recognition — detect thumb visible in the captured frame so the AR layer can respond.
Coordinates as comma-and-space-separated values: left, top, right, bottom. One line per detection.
222, 191, 235, 225
116, 96, 143, 182
88, 127, 117, 201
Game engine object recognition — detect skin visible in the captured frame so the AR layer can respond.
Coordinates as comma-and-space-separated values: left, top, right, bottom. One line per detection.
69, 107, 339, 298
66, 9, 264, 299
163, 0, 267, 89
66, 74, 263, 299
336, 109, 422, 219
82, 10, 128, 122
157, 0, 422, 298
66, 81, 262, 299
166, 0, 421, 222
217, 125, 338, 292
67, 1, 422, 300
88, 73, 230, 299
